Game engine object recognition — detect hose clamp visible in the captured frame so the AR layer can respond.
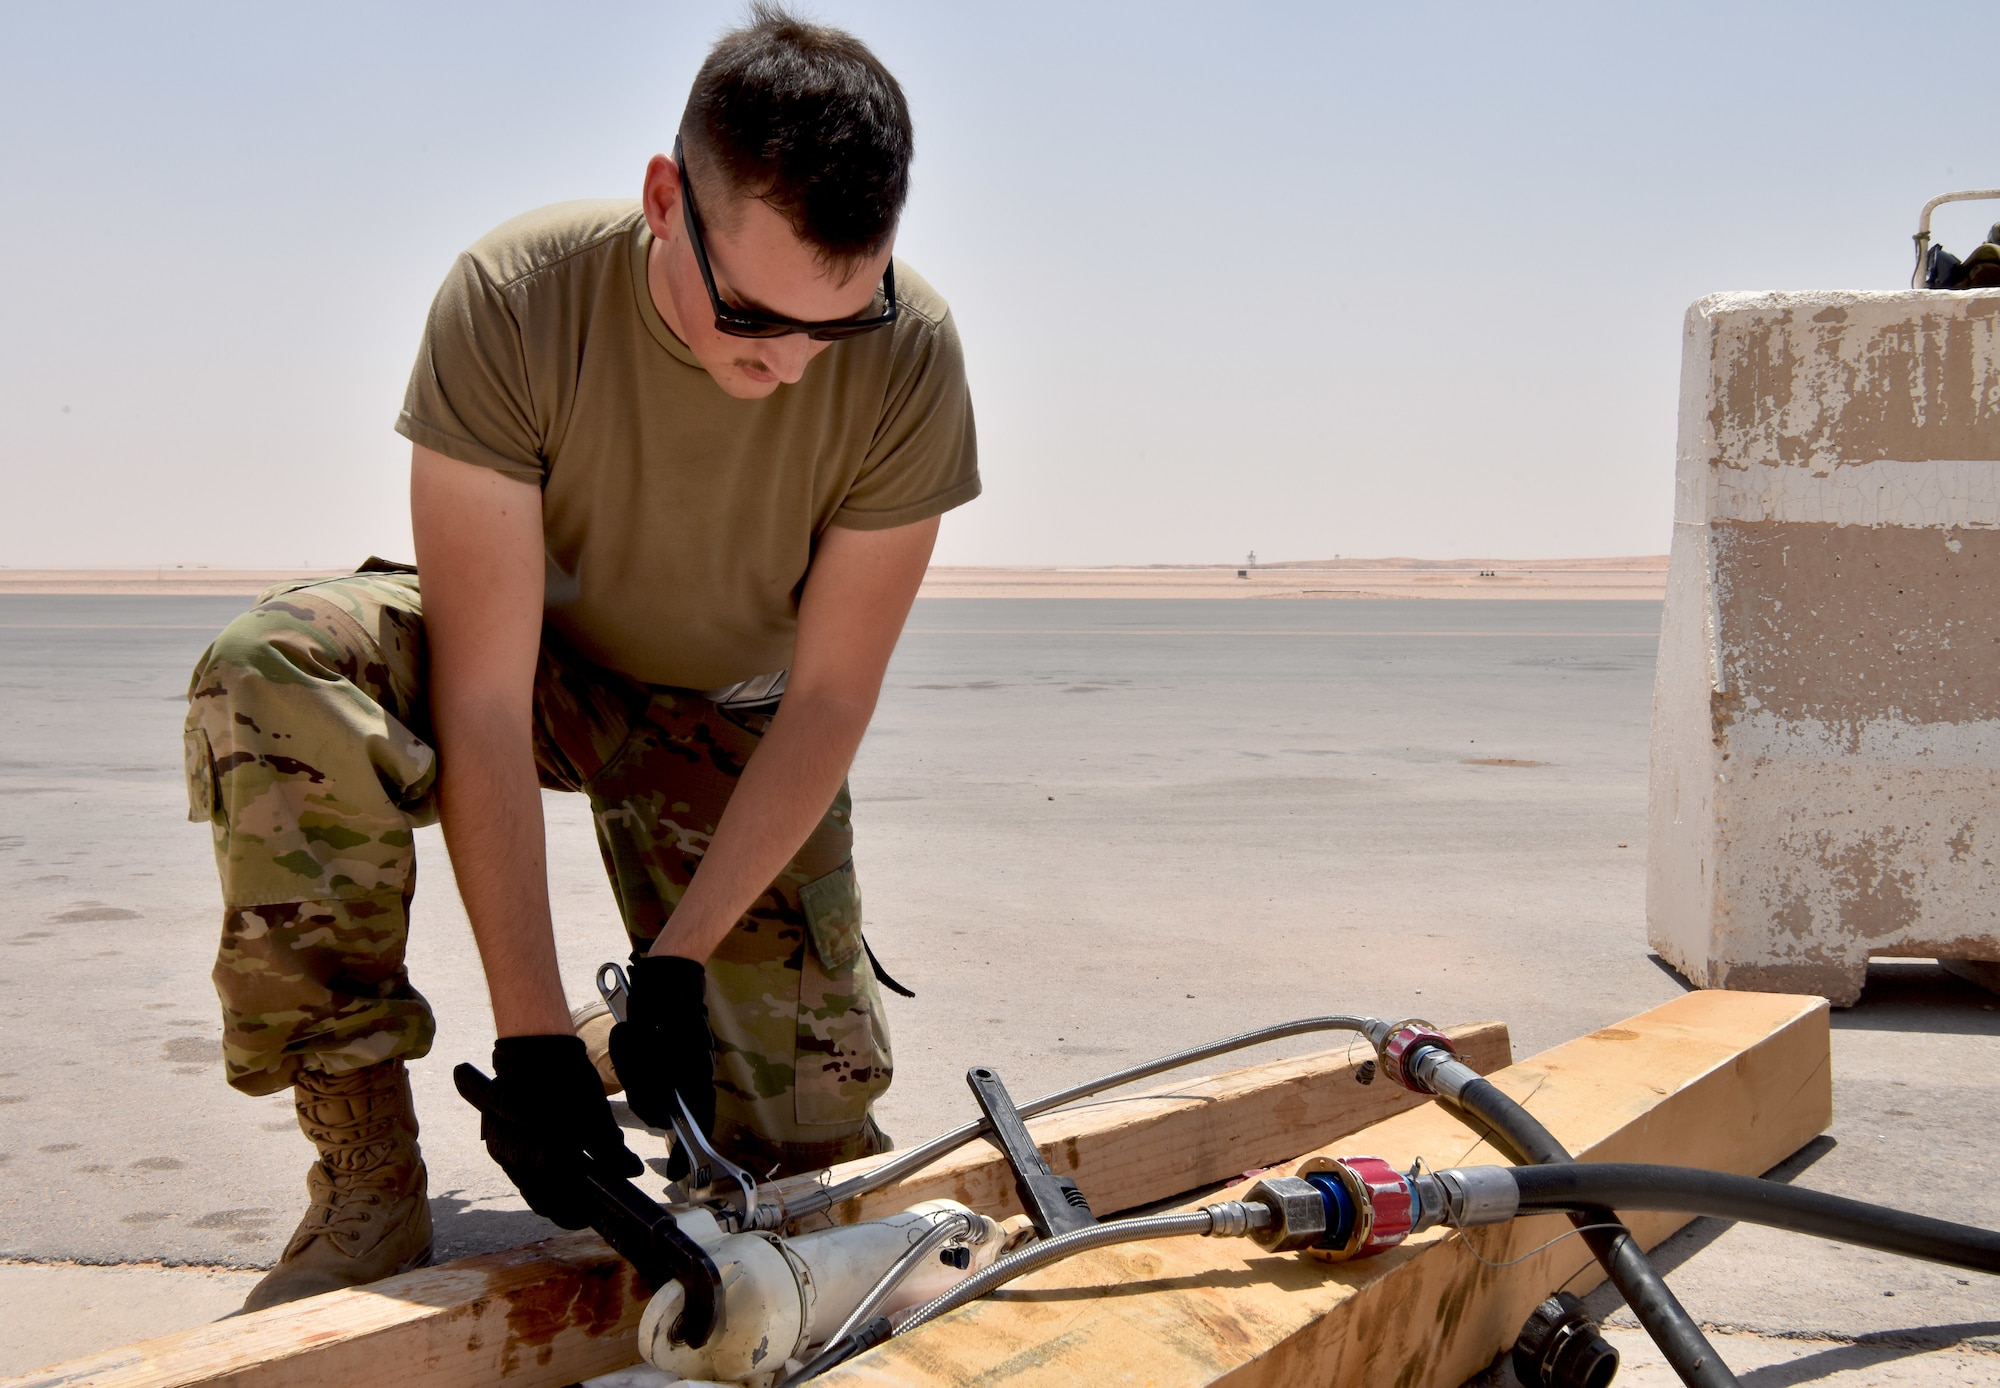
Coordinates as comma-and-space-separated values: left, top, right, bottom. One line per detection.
1435, 1165, 1521, 1227
758, 1230, 817, 1364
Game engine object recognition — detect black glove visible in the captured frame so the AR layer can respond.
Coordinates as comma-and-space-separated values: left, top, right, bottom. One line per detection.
481, 1034, 643, 1229
608, 954, 717, 1140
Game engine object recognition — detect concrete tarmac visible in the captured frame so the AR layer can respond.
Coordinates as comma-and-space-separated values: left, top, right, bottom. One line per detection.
2, 594, 1995, 1382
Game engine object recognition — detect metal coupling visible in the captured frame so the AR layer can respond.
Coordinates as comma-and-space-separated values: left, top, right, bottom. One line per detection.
1433, 1165, 1520, 1228
1242, 1177, 1330, 1251
746, 1199, 791, 1232
1408, 1048, 1481, 1104
1378, 1020, 1457, 1093
1406, 1169, 1449, 1234
1297, 1155, 1417, 1262
1203, 1199, 1276, 1240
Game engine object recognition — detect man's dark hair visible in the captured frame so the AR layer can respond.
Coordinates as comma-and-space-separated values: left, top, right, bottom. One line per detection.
680, 4, 913, 265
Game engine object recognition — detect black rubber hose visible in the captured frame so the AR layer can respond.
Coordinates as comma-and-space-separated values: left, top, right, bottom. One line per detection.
772, 1316, 891, 1388
1511, 1164, 2000, 1275
1451, 1075, 1740, 1388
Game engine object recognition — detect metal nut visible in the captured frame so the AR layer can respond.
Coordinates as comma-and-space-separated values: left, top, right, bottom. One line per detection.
1244, 1176, 1329, 1252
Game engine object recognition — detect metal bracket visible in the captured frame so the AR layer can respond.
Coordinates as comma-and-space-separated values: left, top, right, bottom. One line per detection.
1911, 188, 2000, 287
595, 961, 631, 1023
965, 1066, 1096, 1239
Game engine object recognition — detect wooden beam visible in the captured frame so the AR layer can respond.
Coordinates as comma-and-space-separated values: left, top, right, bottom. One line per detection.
4, 1023, 1509, 1388
821, 990, 1831, 1388
1941, 957, 2000, 996
5, 1239, 648, 1388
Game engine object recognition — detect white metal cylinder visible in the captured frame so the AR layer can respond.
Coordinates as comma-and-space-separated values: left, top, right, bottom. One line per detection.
637, 1200, 1002, 1383
786, 1200, 1003, 1327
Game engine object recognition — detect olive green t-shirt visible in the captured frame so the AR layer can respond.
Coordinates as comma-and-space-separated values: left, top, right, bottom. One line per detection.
395, 200, 980, 690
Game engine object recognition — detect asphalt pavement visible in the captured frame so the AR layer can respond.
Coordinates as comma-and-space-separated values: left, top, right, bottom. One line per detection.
2, 594, 1995, 1382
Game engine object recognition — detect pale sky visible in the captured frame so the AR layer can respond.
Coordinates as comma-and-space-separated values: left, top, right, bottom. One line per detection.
3, 1, 1992, 568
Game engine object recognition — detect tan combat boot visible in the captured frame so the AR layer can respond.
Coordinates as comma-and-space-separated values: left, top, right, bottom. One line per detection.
571, 999, 624, 1095
240, 1059, 434, 1312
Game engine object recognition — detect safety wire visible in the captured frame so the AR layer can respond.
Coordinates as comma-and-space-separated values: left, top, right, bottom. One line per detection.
1456, 1222, 1631, 1271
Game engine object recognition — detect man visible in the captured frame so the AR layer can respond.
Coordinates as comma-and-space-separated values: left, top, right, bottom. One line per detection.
183, 6, 976, 1310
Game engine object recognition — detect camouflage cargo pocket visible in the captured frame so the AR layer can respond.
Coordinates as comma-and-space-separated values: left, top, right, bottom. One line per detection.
795, 862, 892, 1126
184, 727, 216, 824
800, 860, 864, 971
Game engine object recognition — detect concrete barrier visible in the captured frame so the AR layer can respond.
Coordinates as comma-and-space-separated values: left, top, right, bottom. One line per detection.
1649, 290, 2000, 1005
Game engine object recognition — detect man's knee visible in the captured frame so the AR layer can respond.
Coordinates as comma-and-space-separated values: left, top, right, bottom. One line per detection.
187, 608, 319, 832
191, 577, 426, 719
190, 595, 366, 708
195, 605, 296, 684
186, 603, 436, 906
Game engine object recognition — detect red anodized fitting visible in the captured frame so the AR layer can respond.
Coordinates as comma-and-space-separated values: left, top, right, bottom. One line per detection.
1298, 1154, 1418, 1261
1341, 1155, 1417, 1257
1379, 1019, 1457, 1093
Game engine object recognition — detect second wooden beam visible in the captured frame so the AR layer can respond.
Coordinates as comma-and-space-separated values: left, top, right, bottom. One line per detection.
823, 990, 1831, 1388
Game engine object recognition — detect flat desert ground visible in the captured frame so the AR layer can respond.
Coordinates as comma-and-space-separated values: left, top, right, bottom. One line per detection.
0, 556, 1669, 600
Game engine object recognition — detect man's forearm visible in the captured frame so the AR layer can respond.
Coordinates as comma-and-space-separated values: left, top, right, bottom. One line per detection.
434, 699, 572, 1036
648, 517, 937, 962
648, 691, 874, 962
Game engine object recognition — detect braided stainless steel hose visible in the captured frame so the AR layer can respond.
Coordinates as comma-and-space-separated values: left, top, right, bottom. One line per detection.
896, 1202, 1265, 1336
825, 1209, 981, 1349
785, 1016, 1379, 1221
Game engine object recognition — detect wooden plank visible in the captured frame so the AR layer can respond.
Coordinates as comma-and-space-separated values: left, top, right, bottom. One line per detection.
1941, 957, 2000, 996
822, 990, 1831, 1388
4, 1023, 1508, 1388
2, 1237, 647, 1388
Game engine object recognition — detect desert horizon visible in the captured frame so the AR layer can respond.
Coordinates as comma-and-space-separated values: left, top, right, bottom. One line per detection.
0, 555, 1669, 601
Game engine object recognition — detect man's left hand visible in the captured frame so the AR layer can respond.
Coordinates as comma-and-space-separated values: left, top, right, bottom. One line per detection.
608, 954, 718, 1138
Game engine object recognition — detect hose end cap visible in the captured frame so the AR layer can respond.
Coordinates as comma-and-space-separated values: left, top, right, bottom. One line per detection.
1512, 1291, 1619, 1388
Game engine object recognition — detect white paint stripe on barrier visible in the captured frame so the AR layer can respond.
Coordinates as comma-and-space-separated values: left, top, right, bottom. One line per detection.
902, 629, 1659, 637
1713, 457, 2000, 528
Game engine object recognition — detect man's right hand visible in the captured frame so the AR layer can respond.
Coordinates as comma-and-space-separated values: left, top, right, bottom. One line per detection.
481, 1034, 643, 1229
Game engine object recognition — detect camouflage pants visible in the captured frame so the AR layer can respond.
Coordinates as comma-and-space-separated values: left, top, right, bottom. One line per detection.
184, 563, 892, 1176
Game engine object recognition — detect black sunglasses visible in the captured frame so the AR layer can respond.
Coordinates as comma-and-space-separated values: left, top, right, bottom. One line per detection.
674, 138, 898, 342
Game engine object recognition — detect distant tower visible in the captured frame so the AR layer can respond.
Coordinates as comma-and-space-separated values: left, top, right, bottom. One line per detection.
1246, 550, 1258, 568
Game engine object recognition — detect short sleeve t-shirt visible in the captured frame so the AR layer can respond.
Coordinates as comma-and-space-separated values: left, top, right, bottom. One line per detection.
395, 200, 979, 690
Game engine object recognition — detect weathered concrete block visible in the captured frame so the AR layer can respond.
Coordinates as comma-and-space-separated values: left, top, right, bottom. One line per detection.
1649, 289, 2000, 1005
